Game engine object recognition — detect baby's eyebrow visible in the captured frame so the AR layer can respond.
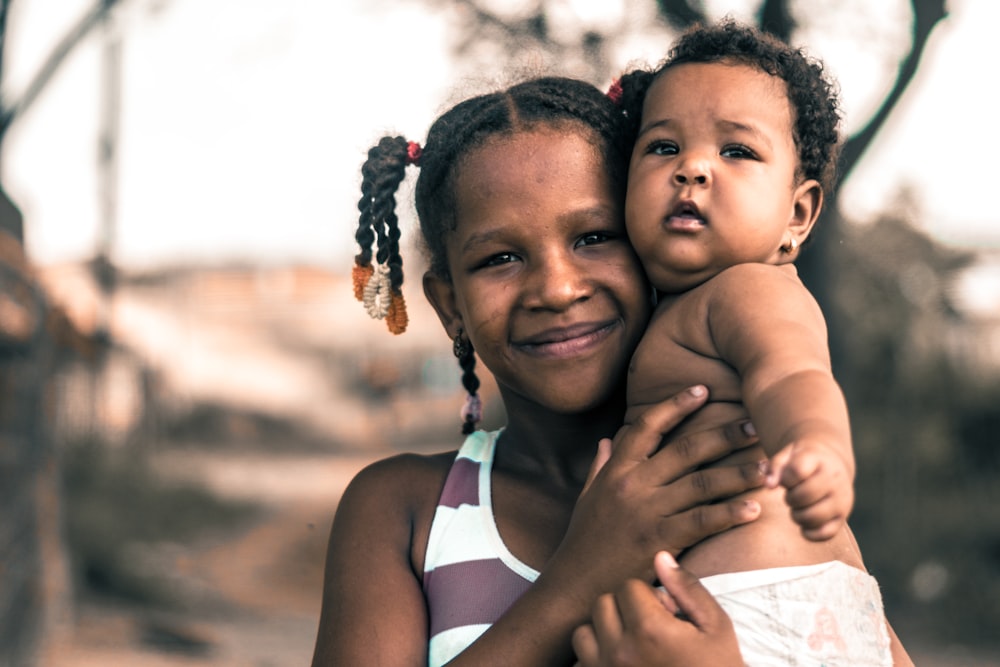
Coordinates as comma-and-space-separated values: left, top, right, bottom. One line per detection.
635, 118, 674, 139
717, 120, 773, 151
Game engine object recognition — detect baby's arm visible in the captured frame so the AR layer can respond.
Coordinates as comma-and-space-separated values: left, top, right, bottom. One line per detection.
708, 264, 854, 541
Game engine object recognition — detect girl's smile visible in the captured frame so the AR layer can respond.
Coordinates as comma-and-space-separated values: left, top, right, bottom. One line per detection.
424, 127, 650, 415
512, 319, 622, 360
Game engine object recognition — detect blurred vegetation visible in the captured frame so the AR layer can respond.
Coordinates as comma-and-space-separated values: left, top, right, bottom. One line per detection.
61, 437, 260, 607
832, 208, 1000, 645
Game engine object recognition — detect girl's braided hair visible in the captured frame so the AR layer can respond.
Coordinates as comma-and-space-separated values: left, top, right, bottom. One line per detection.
353, 75, 630, 432
617, 18, 843, 194
353, 76, 631, 331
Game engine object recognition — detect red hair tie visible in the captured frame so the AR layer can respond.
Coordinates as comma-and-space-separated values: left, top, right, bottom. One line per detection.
606, 78, 623, 105
405, 141, 423, 166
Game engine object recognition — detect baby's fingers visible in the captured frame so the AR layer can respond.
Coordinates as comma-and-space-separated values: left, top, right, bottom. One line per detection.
790, 494, 846, 541
766, 445, 821, 490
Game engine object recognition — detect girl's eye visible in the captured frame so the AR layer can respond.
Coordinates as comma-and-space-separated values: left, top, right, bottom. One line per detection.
576, 231, 612, 248
646, 140, 678, 157
721, 144, 757, 159
481, 252, 519, 268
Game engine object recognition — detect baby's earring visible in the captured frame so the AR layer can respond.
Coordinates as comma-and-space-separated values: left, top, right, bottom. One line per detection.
453, 328, 482, 435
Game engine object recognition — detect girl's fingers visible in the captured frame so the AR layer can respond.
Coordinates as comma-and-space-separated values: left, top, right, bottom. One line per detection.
581, 437, 614, 494
614, 578, 674, 633
656, 499, 761, 555
652, 461, 766, 516
645, 420, 761, 487
654, 551, 732, 632
590, 593, 625, 648
653, 585, 679, 615
570, 623, 599, 666
613, 386, 711, 463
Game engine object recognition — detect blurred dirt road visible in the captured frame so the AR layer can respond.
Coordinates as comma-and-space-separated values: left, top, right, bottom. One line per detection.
37, 450, 384, 667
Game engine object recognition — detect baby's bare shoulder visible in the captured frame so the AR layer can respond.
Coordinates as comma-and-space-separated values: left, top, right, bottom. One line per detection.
705, 263, 809, 305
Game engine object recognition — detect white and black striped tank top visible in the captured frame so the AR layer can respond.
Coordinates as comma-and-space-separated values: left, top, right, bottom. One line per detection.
422, 429, 539, 667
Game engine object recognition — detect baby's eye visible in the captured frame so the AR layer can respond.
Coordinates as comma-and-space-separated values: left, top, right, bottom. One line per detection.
576, 231, 614, 248
721, 144, 757, 159
645, 140, 678, 157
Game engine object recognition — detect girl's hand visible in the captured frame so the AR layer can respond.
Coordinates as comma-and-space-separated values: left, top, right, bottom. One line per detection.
571, 551, 744, 667
545, 386, 764, 606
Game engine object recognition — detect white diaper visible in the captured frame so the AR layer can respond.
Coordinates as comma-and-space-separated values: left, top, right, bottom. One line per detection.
700, 561, 892, 666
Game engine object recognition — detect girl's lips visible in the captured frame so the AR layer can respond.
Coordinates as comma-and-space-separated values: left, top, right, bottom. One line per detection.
514, 321, 619, 358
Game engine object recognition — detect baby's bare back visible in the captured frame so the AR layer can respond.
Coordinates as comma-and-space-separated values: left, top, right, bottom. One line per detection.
626, 279, 864, 578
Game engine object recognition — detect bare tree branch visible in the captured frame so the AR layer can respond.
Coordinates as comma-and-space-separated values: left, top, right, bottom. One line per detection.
0, 0, 12, 94
757, 0, 794, 42
655, 0, 706, 31
0, 0, 122, 144
836, 0, 948, 188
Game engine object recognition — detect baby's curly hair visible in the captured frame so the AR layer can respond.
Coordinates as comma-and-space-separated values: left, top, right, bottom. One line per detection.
618, 18, 842, 193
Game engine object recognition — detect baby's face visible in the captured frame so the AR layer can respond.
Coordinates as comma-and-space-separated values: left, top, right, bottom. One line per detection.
625, 61, 810, 293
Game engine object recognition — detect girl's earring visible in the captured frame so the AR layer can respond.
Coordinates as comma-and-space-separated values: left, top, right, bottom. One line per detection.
453, 330, 469, 358
783, 237, 798, 253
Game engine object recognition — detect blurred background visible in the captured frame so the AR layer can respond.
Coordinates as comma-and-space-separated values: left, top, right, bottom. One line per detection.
1, 0, 998, 665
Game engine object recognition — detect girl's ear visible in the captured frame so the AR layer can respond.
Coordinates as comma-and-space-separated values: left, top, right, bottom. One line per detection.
423, 271, 462, 338
789, 178, 823, 244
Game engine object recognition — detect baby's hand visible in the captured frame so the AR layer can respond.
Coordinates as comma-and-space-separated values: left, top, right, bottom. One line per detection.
766, 440, 853, 541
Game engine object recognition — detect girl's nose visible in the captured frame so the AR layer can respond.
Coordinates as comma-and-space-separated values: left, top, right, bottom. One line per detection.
524, 253, 592, 310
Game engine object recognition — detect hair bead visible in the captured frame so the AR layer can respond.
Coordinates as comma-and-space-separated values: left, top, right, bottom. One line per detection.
352, 262, 374, 301
385, 290, 409, 335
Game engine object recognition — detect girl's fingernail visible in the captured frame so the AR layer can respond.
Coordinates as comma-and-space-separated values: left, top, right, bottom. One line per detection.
757, 460, 769, 477
744, 500, 761, 515
657, 551, 679, 569
687, 385, 706, 398
741, 421, 757, 437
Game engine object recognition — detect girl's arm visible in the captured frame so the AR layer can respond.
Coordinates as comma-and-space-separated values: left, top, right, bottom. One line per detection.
709, 263, 854, 540
312, 390, 765, 667
310, 453, 444, 666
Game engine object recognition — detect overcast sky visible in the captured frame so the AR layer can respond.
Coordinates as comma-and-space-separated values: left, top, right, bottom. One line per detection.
2, 0, 997, 273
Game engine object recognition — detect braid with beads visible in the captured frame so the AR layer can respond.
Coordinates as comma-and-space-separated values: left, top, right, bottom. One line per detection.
353, 75, 631, 432
354, 136, 417, 334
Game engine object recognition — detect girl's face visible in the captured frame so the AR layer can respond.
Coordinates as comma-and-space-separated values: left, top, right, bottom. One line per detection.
424, 128, 650, 415
625, 62, 820, 293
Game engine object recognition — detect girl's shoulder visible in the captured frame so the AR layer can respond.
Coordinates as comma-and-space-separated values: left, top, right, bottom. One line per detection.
332, 448, 461, 576
343, 449, 458, 511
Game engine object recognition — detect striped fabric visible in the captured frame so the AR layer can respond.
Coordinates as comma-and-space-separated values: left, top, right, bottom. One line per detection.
423, 429, 539, 667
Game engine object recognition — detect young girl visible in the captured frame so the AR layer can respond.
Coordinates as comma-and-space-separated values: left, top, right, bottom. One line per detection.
312, 76, 769, 666
607, 19, 911, 665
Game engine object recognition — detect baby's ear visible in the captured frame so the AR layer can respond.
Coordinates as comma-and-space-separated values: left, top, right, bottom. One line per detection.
789, 179, 823, 243
423, 271, 462, 337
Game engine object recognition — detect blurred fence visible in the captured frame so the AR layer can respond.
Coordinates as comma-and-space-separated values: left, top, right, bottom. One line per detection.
0, 218, 106, 665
